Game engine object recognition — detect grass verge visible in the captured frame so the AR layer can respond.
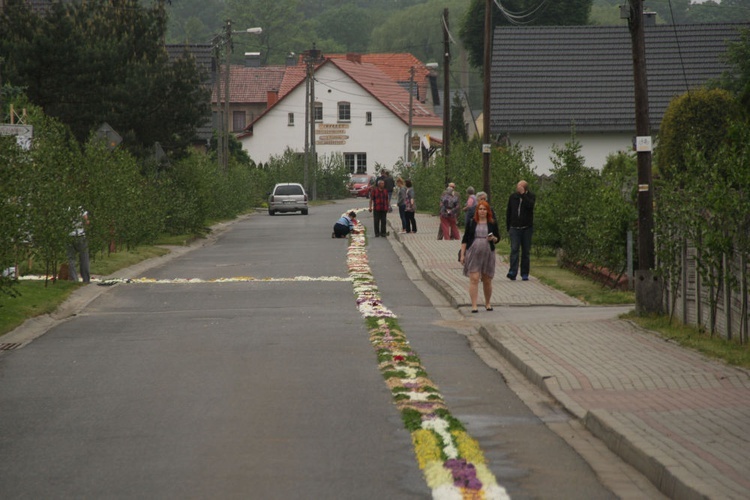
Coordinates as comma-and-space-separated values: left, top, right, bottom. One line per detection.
0, 239, 188, 338
496, 242, 635, 306
623, 312, 750, 370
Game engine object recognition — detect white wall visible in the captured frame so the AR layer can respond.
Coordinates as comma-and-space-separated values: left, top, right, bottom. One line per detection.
240, 64, 441, 175
513, 132, 635, 176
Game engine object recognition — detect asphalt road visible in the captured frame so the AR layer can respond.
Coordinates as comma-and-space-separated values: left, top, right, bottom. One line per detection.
0, 199, 618, 499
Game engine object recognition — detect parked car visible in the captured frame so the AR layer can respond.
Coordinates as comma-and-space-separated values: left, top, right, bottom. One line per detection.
268, 183, 308, 215
348, 174, 374, 198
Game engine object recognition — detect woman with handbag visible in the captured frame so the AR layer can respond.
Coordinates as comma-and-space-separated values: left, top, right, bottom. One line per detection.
459, 200, 499, 312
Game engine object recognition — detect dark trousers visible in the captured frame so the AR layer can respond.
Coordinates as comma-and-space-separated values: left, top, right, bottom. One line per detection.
509, 226, 533, 277
404, 211, 417, 233
398, 204, 407, 230
333, 223, 350, 238
66, 235, 90, 283
373, 210, 387, 236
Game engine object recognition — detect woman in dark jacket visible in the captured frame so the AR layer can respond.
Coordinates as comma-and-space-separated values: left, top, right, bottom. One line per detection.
459, 200, 500, 312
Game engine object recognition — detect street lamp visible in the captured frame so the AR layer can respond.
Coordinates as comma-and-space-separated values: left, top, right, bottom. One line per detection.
216, 21, 262, 171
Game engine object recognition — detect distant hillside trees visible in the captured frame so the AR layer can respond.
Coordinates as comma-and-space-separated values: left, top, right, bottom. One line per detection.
459, 0, 593, 71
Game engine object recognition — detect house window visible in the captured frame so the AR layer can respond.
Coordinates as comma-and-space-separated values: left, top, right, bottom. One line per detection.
338, 102, 351, 122
366, 112, 372, 125
345, 153, 367, 174
288, 113, 294, 126
232, 111, 246, 132
314, 102, 323, 122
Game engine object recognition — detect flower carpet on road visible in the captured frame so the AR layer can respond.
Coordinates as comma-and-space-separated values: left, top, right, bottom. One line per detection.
346, 211, 509, 500
20, 276, 350, 285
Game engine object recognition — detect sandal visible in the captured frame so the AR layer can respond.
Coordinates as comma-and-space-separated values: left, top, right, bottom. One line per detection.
471, 309, 478, 313
485, 306, 493, 311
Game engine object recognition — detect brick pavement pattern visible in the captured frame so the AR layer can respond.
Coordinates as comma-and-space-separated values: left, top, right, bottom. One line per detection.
388, 212, 750, 500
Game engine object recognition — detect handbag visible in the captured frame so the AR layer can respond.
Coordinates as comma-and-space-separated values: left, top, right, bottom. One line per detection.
405, 198, 415, 212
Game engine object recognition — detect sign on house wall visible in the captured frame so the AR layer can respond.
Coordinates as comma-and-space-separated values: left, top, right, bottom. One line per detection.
316, 123, 350, 146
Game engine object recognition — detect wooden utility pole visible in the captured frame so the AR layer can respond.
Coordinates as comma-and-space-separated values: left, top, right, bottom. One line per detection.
408, 66, 415, 163
628, 0, 662, 314
309, 48, 318, 200
442, 8, 451, 185
304, 56, 311, 192
222, 19, 232, 171
482, 0, 492, 200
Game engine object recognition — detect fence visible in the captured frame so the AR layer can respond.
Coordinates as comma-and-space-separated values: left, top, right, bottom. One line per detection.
662, 240, 749, 343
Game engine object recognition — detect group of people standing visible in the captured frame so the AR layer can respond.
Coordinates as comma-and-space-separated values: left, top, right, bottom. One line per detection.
336, 170, 536, 313
367, 170, 416, 237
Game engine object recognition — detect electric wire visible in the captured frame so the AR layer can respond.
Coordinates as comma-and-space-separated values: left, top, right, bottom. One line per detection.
493, 0, 551, 26
667, 0, 692, 95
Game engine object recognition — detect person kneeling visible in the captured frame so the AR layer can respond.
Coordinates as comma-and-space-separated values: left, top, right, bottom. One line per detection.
333, 211, 358, 238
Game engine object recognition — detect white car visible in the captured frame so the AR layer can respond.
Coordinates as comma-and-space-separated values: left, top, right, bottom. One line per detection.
268, 183, 308, 215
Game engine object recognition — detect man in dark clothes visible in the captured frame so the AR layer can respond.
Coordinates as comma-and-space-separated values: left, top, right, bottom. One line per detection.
506, 180, 535, 281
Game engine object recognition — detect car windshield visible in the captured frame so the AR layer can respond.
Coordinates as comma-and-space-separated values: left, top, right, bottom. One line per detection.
275, 185, 303, 196
351, 175, 369, 183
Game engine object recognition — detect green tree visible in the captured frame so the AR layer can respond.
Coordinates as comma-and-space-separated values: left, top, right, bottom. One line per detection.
370, 0, 470, 64
225, 0, 311, 66
312, 5, 372, 53
0, 0, 209, 158
450, 92, 469, 144
656, 88, 743, 180
459, 0, 593, 71
716, 28, 750, 115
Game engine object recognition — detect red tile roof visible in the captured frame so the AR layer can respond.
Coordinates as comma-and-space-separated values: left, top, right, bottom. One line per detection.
324, 58, 441, 127
212, 65, 286, 104
326, 53, 433, 102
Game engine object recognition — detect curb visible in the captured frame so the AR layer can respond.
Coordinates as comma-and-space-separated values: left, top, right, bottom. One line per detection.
1, 215, 248, 347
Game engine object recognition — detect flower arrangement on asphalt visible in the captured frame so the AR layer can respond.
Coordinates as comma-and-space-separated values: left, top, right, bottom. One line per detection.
345, 211, 510, 500
20, 276, 352, 285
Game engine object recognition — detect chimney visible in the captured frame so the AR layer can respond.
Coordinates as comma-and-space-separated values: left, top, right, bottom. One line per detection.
267, 90, 279, 108
644, 11, 656, 27
286, 52, 298, 66
346, 53, 362, 64
244, 52, 261, 67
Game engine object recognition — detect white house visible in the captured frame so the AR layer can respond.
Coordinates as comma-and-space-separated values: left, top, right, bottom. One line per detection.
238, 55, 443, 174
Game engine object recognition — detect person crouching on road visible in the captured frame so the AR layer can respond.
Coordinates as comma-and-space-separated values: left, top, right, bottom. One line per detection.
459, 200, 499, 313
333, 211, 358, 238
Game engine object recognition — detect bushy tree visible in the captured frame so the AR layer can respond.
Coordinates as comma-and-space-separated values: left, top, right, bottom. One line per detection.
0, 0, 209, 158
656, 88, 743, 180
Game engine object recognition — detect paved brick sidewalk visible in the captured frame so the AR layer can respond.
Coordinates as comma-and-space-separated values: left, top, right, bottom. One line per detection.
389, 211, 750, 500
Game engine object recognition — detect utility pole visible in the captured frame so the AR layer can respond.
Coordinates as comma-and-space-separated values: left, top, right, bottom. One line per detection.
214, 23, 262, 171
408, 66, 415, 163
304, 55, 311, 192
627, 0, 661, 314
482, 0, 492, 200
223, 19, 232, 171
442, 8, 451, 185
309, 46, 319, 200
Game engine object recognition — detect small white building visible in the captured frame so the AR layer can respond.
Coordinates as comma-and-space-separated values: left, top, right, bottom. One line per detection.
238, 55, 443, 174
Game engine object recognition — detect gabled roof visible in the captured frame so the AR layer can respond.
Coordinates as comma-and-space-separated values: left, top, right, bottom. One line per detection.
212, 65, 286, 104
326, 53, 433, 102
242, 57, 442, 134
325, 58, 441, 127
490, 23, 749, 135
